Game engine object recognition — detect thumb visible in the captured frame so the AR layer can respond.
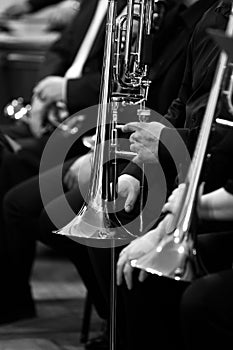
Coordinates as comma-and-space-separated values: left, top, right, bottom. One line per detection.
138, 270, 148, 282
125, 187, 138, 212
198, 182, 205, 199
132, 154, 142, 166
121, 122, 138, 133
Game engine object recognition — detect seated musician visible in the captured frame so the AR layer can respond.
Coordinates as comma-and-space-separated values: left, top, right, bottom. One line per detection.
116, 124, 233, 350
83, 1, 232, 349
0, 0, 212, 330
0, 0, 115, 215
180, 157, 233, 349
0, 6, 222, 350
0, 0, 124, 325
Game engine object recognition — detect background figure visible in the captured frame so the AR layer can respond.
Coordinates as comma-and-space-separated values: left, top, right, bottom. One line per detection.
0, 0, 112, 199
0, 0, 127, 327
1, 0, 80, 31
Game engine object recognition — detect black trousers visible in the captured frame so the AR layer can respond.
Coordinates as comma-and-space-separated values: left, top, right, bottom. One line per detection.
114, 231, 233, 350
2, 162, 110, 319
0, 121, 88, 285
180, 268, 233, 349
85, 230, 233, 349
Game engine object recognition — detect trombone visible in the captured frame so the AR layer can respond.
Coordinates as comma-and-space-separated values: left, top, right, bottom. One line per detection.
55, 0, 169, 242
132, 0, 233, 282
53, 2, 168, 350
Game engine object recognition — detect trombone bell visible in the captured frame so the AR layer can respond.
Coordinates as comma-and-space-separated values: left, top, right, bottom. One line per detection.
56, 201, 132, 240
131, 232, 200, 282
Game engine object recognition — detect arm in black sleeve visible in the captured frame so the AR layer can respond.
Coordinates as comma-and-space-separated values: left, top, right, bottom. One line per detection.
163, 34, 194, 128
66, 72, 102, 115
28, 0, 65, 12
36, 1, 98, 80
225, 180, 233, 195
37, 13, 81, 80
205, 128, 233, 194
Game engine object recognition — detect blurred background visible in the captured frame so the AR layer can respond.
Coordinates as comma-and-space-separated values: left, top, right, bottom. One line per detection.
0, 0, 60, 121
0, 1, 102, 349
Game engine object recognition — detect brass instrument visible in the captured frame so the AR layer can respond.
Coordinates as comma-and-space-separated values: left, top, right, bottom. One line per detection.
49, 2, 168, 350
131, 0, 233, 282
53, 3, 168, 350
55, 0, 168, 242
4, 97, 85, 135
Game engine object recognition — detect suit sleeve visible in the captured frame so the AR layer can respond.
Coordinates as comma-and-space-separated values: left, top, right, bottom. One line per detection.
36, 14, 80, 80
28, 0, 64, 12
66, 72, 101, 115
163, 35, 194, 128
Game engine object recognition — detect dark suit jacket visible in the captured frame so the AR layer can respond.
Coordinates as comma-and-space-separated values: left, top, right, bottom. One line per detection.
37, 0, 127, 115
29, 0, 65, 12
122, 0, 219, 184
147, 0, 218, 115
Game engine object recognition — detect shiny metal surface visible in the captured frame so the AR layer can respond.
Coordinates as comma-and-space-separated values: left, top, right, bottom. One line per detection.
4, 97, 85, 135
132, 1, 233, 282
55, 0, 168, 241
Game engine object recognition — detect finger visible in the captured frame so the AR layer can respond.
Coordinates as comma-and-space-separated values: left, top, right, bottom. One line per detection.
167, 193, 175, 202
33, 82, 44, 95
130, 142, 141, 155
131, 154, 142, 166
72, 178, 79, 189
198, 182, 205, 198
33, 81, 50, 99
30, 126, 44, 139
65, 173, 73, 190
162, 202, 172, 213
38, 90, 48, 102
138, 270, 148, 282
129, 131, 141, 143
123, 262, 133, 290
121, 122, 139, 133
64, 171, 73, 189
34, 89, 46, 102
124, 187, 138, 212
63, 173, 69, 187
116, 255, 127, 286
129, 133, 136, 143
69, 175, 76, 190
117, 247, 128, 285
34, 125, 47, 138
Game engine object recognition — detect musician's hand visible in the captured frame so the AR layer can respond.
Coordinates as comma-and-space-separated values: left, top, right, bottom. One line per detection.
2, 3, 32, 18
64, 152, 93, 191
28, 96, 48, 138
46, 0, 80, 31
116, 228, 164, 289
122, 121, 165, 164
162, 183, 186, 215
117, 174, 140, 212
33, 76, 66, 105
